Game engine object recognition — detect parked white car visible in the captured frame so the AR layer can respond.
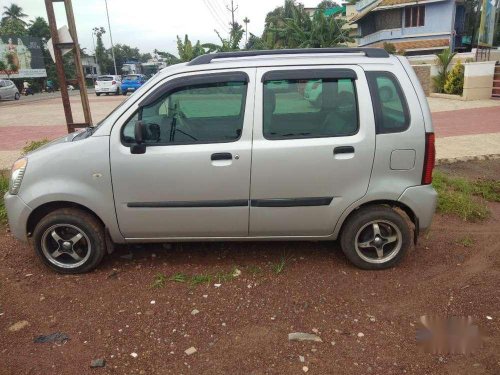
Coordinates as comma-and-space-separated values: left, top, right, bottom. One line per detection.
95, 75, 122, 96
0, 79, 20, 101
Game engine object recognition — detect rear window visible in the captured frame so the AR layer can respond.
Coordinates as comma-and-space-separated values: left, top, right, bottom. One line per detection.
367, 71, 410, 134
97, 76, 114, 81
124, 75, 140, 81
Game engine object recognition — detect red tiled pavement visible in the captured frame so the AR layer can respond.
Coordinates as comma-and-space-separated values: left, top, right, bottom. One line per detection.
432, 106, 500, 138
0, 106, 499, 151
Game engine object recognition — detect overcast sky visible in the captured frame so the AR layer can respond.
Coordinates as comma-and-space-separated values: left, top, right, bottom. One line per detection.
2, 0, 320, 55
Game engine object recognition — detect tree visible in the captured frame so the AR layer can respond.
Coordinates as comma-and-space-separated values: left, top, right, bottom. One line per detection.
140, 53, 152, 62
243, 17, 250, 45
317, 0, 339, 10
203, 22, 244, 52
0, 18, 27, 36
94, 27, 113, 74
2, 3, 28, 25
444, 60, 464, 95
0, 54, 18, 78
154, 49, 181, 65
28, 17, 50, 40
176, 34, 205, 62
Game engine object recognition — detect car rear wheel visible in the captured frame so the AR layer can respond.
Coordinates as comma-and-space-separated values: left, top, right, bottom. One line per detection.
340, 205, 411, 270
32, 208, 106, 274
96, 93, 101, 96
115, 88, 120, 95
14, 92, 20, 100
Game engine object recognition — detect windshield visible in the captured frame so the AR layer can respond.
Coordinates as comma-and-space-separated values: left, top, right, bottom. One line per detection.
97, 76, 114, 81
124, 75, 140, 81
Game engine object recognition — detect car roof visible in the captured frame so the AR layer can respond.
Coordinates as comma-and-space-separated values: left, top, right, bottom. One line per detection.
153, 49, 399, 81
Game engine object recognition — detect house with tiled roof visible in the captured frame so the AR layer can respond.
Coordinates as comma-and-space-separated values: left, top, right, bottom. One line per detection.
349, 0, 466, 55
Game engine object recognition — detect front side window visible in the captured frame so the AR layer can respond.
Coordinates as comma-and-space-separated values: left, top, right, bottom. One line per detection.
122, 80, 247, 145
367, 71, 410, 134
263, 78, 358, 139
405, 5, 425, 27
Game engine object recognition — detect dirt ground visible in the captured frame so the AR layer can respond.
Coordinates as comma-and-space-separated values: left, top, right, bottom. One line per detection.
0, 161, 499, 375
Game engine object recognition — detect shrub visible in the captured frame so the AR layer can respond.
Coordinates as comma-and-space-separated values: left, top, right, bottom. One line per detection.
444, 60, 464, 95
383, 42, 396, 54
22, 139, 50, 155
0, 171, 9, 224
432, 48, 456, 93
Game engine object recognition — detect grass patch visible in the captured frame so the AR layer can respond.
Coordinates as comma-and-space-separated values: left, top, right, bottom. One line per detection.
432, 171, 494, 221
169, 272, 188, 283
22, 139, 50, 155
0, 171, 9, 224
271, 254, 292, 275
190, 273, 212, 285
456, 235, 474, 248
151, 273, 168, 289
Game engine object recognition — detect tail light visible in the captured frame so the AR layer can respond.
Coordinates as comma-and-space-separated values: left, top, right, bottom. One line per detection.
112, 80, 116, 85
422, 132, 435, 185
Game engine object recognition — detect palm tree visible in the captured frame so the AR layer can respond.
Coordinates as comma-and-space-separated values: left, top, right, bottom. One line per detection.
202, 22, 244, 53
2, 3, 28, 25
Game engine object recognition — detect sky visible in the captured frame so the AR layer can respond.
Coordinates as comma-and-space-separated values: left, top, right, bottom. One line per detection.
2, 0, 320, 56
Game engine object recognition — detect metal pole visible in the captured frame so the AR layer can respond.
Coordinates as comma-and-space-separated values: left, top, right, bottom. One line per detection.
104, 0, 118, 75
91, 30, 97, 82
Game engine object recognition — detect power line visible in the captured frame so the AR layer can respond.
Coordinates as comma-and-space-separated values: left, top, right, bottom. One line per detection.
203, 0, 229, 31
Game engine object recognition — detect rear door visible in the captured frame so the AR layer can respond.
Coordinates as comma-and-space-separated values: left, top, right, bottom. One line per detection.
249, 66, 376, 236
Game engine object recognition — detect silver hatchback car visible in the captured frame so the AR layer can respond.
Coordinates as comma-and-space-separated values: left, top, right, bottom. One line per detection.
5, 48, 437, 274
0, 79, 20, 101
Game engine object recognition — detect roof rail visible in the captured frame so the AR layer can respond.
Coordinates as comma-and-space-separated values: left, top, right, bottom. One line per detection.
187, 48, 389, 65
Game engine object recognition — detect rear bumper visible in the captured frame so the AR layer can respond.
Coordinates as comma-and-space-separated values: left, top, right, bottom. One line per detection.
4, 193, 31, 242
95, 86, 119, 93
398, 185, 438, 231
122, 86, 139, 92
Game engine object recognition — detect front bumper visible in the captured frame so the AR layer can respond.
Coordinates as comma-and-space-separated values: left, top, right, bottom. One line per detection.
398, 185, 438, 231
4, 193, 32, 242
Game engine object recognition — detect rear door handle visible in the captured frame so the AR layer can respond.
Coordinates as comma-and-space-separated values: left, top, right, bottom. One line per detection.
334, 146, 355, 154
211, 152, 232, 161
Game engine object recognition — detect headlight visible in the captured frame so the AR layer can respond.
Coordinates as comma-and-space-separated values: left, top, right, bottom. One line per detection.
9, 157, 27, 195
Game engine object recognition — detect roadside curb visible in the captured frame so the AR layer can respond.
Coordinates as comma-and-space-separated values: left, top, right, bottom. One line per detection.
436, 153, 500, 165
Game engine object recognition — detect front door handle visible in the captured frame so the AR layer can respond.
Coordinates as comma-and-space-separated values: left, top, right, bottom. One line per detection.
334, 146, 355, 154
211, 152, 232, 161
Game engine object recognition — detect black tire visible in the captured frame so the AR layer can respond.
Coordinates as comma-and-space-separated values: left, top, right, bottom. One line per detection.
122, 91, 127, 96
32, 208, 106, 274
96, 93, 101, 96
340, 205, 411, 270
115, 88, 120, 95
14, 92, 20, 100
105, 93, 109, 96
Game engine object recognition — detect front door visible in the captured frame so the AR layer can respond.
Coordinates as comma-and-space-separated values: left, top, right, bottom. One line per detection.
110, 69, 255, 239
249, 66, 376, 237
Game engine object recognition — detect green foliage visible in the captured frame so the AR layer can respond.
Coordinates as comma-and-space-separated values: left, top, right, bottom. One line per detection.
176, 34, 205, 62
432, 171, 498, 221
0, 171, 9, 224
2, 3, 27, 24
456, 235, 474, 248
203, 22, 244, 53
0, 18, 27, 36
151, 273, 167, 288
22, 139, 50, 155
383, 42, 396, 54
432, 48, 456, 93
0, 53, 18, 78
28, 17, 50, 40
444, 60, 464, 95
169, 272, 188, 283
154, 49, 180, 65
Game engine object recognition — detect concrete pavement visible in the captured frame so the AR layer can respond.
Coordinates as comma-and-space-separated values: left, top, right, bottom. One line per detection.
0, 95, 499, 169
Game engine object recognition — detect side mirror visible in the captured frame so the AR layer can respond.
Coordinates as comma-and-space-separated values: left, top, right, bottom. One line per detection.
131, 121, 146, 154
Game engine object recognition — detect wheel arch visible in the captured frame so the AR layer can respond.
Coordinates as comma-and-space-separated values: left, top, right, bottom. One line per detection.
337, 200, 418, 243
26, 201, 105, 238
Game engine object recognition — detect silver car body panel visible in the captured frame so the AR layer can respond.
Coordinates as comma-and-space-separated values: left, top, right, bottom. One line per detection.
0, 79, 19, 100
5, 53, 437, 243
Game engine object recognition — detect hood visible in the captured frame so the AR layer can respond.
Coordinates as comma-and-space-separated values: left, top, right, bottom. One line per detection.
25, 129, 88, 156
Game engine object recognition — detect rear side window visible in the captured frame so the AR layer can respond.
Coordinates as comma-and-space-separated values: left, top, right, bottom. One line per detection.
263, 77, 358, 140
366, 71, 410, 134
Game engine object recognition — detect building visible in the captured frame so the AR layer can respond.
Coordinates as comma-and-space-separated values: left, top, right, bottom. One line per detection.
81, 55, 100, 80
349, 0, 466, 55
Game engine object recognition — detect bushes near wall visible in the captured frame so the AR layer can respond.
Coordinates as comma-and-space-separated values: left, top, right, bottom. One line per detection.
444, 60, 465, 95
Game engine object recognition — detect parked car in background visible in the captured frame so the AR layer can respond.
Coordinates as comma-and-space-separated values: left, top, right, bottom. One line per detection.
95, 75, 122, 96
121, 74, 146, 95
4, 48, 437, 274
0, 79, 20, 100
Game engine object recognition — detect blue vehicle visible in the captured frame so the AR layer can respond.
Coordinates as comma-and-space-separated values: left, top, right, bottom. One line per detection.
121, 74, 146, 95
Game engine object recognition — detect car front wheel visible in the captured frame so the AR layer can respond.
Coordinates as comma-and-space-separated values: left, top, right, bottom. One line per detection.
340, 205, 411, 270
32, 208, 106, 274
14, 92, 20, 100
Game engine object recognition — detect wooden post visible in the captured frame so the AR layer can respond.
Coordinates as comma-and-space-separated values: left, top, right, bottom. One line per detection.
44, 0, 92, 133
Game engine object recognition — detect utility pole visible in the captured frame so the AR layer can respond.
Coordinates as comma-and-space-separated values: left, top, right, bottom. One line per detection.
243, 17, 250, 45
104, 0, 117, 75
226, 0, 238, 27
91, 28, 98, 82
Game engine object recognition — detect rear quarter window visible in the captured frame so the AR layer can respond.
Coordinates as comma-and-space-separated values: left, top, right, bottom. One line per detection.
366, 71, 410, 134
